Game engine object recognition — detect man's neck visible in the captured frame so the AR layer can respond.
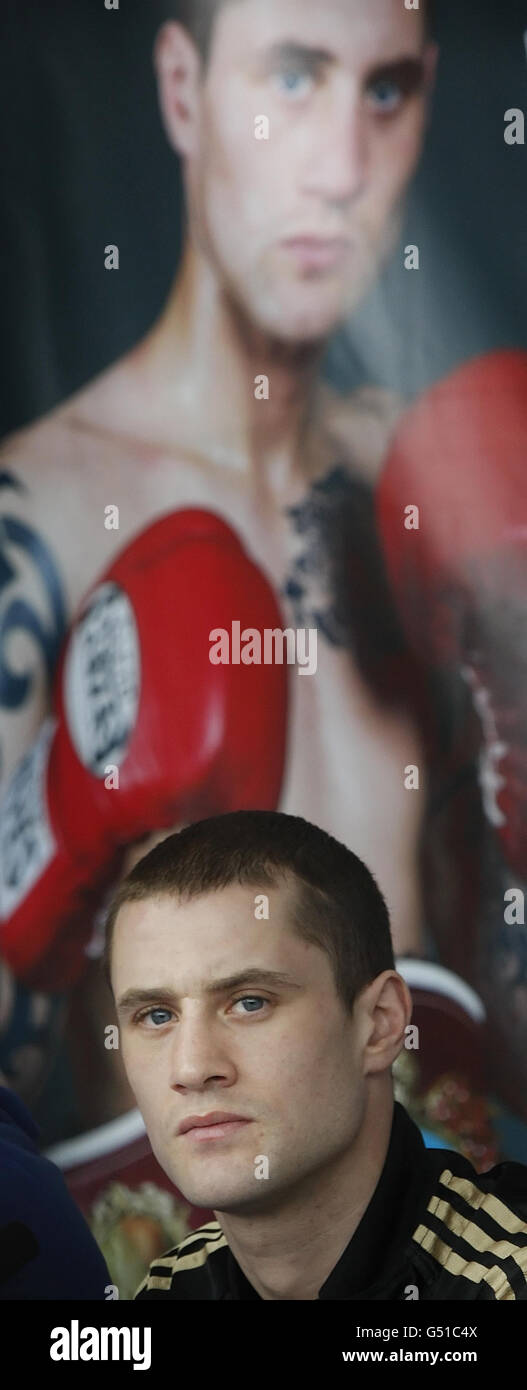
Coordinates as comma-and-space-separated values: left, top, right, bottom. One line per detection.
214, 1094, 394, 1302
134, 236, 328, 497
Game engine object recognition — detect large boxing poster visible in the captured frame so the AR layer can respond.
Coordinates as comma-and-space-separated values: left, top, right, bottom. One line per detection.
0, 0, 526, 1303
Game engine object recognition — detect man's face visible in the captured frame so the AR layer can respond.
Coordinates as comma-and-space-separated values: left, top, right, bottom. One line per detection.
113, 883, 369, 1214
180, 0, 436, 343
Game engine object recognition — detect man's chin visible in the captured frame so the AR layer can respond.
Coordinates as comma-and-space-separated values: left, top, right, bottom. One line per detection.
169, 1167, 276, 1215
178, 1185, 265, 1215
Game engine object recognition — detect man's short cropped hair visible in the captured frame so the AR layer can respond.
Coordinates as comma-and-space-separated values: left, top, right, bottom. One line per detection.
173, 0, 436, 70
103, 810, 395, 1012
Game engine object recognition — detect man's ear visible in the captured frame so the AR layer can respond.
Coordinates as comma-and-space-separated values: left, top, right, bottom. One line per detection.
153, 21, 203, 160
360, 971, 414, 1077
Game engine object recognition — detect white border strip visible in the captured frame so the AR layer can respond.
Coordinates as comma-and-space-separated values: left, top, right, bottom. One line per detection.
45, 1107, 146, 1170
396, 957, 486, 1023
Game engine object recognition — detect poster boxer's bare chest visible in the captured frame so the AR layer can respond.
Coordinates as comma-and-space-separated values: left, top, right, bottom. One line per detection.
5, 424, 424, 816
1, 415, 424, 944
58, 434, 423, 868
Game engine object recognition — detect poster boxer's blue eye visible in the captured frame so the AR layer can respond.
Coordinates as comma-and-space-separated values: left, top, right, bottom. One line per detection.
276, 69, 312, 98
367, 79, 402, 113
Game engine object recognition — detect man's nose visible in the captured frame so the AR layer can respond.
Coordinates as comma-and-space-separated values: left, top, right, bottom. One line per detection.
302, 95, 368, 207
168, 1015, 235, 1090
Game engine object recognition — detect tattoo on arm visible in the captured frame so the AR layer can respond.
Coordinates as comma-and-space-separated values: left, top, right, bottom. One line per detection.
0, 472, 67, 775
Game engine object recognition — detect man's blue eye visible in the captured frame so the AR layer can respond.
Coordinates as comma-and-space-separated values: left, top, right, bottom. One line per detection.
148, 1009, 171, 1026
236, 997, 265, 1013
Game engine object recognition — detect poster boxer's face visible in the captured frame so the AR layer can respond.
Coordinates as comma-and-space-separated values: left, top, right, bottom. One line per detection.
159, 0, 436, 343
113, 882, 373, 1213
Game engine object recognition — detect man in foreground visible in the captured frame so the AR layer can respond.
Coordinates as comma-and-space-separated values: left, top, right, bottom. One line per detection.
105, 811, 527, 1301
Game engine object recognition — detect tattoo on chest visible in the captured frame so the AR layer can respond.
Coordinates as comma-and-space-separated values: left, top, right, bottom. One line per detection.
0, 471, 67, 721
281, 463, 402, 661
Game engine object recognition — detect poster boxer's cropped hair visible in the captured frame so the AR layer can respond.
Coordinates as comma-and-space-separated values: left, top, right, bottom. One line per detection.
103, 810, 395, 1012
174, 0, 238, 67
173, 0, 436, 71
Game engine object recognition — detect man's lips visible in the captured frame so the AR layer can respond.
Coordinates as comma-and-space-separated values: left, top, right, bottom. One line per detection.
178, 1111, 253, 1139
180, 1119, 253, 1142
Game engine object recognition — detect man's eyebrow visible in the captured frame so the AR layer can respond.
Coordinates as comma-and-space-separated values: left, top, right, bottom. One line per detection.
116, 969, 302, 1014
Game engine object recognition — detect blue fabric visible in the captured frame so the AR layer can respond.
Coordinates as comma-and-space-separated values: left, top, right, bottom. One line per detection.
0, 1085, 110, 1299
420, 1126, 460, 1153
492, 1104, 527, 1165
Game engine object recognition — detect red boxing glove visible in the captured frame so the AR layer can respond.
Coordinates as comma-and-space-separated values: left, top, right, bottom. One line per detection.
0, 510, 288, 989
377, 351, 527, 878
